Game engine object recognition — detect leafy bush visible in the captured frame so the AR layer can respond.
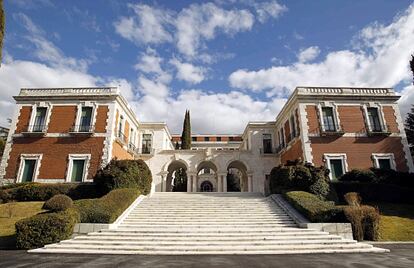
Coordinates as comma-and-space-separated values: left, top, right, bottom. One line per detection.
74, 188, 140, 223
343, 205, 380, 241
270, 162, 336, 200
0, 182, 35, 190
333, 181, 414, 204
283, 191, 345, 222
0, 183, 99, 203
94, 159, 152, 194
370, 168, 414, 188
15, 208, 79, 249
339, 169, 376, 183
43, 194, 73, 212
0, 190, 11, 203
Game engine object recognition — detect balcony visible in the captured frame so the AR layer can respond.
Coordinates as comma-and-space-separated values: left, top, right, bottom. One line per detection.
116, 132, 127, 145
260, 147, 278, 155
69, 125, 94, 135
367, 125, 391, 137
22, 125, 47, 136
135, 147, 155, 156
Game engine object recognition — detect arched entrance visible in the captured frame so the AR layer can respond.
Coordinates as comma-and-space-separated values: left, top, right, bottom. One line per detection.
166, 160, 188, 192
196, 161, 218, 192
200, 181, 213, 192
227, 160, 248, 192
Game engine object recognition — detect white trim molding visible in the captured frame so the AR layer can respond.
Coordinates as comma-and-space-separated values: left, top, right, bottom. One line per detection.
323, 153, 348, 180
65, 154, 91, 182
73, 102, 97, 132
16, 154, 43, 183
28, 102, 52, 133
371, 153, 396, 170
299, 104, 313, 164
392, 103, 414, 172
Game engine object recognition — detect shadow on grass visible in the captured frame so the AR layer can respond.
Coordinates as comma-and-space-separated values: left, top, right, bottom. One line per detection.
0, 234, 16, 250
371, 202, 414, 219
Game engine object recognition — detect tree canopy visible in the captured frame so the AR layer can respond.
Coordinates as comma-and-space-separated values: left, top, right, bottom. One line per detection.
181, 110, 191, 149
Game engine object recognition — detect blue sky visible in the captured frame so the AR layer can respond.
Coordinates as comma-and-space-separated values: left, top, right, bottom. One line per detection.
1, 0, 414, 133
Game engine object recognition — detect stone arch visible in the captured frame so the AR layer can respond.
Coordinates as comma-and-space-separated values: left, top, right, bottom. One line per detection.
166, 160, 188, 192
227, 160, 249, 192
196, 160, 218, 192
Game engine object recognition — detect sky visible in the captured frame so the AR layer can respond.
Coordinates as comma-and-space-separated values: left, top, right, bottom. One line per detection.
1, 0, 414, 134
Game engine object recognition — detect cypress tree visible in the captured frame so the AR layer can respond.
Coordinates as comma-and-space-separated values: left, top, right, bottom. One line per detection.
181, 110, 191, 149
406, 56, 414, 155
410, 55, 414, 85
0, 0, 4, 64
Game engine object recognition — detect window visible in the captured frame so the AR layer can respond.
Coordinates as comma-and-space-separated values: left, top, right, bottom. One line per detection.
142, 134, 152, 154
229, 137, 234, 141
262, 134, 272, 154
79, 107, 93, 132
290, 115, 296, 138
324, 154, 347, 181
17, 154, 42, 182
32, 107, 47, 132
118, 115, 125, 141
192, 137, 197, 142
204, 137, 210, 142
372, 153, 395, 170
279, 128, 285, 148
66, 154, 90, 182
322, 107, 336, 132
217, 137, 222, 142
367, 107, 382, 132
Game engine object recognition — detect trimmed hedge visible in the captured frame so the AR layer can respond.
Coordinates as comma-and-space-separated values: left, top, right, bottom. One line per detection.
339, 168, 414, 188
343, 205, 380, 241
15, 208, 80, 249
0, 183, 100, 203
94, 159, 152, 194
270, 162, 337, 201
74, 188, 140, 223
333, 181, 414, 204
283, 191, 345, 222
339, 169, 376, 183
43, 194, 73, 212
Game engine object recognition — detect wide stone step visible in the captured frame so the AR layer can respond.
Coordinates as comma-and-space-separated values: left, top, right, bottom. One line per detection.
124, 216, 293, 221
121, 219, 295, 224
107, 227, 320, 233
59, 239, 358, 247
118, 223, 297, 229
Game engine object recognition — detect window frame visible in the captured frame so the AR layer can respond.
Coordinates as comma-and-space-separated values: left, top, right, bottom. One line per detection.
28, 104, 51, 133
323, 153, 348, 181
17, 154, 43, 183
317, 102, 341, 133
74, 104, 96, 133
372, 153, 396, 170
65, 154, 91, 183
363, 104, 387, 133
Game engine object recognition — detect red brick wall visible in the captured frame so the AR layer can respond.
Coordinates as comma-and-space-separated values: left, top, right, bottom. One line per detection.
306, 105, 319, 135
284, 121, 291, 143
95, 106, 109, 133
337, 106, 365, 133
383, 106, 399, 133
15, 106, 32, 134
112, 140, 134, 160
5, 137, 105, 180
310, 136, 408, 171
281, 139, 303, 164
48, 106, 76, 133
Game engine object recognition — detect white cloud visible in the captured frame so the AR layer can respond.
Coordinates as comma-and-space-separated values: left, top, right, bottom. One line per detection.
170, 58, 206, 84
229, 3, 414, 116
297, 46, 320, 63
134, 48, 164, 75
251, 0, 287, 23
175, 3, 254, 58
114, 4, 173, 45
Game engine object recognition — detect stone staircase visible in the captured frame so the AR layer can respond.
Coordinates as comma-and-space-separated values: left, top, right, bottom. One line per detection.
30, 192, 387, 254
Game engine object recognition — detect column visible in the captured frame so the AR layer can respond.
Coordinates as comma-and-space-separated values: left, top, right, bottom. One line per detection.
222, 174, 227, 192
189, 173, 197, 192
161, 175, 166, 192
248, 174, 253, 192
187, 174, 192, 192
218, 175, 222, 192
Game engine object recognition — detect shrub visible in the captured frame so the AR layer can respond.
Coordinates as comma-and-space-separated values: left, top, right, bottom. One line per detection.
0, 190, 11, 203
283, 191, 344, 222
339, 169, 376, 183
370, 168, 414, 188
343, 205, 380, 241
15, 208, 79, 249
43, 194, 73, 212
74, 188, 140, 223
0, 182, 35, 190
94, 159, 152, 194
1, 183, 99, 202
344, 192, 362, 207
270, 162, 335, 200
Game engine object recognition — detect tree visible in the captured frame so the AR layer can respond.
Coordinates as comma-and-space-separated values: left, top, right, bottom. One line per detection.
0, 138, 4, 158
0, 0, 4, 64
172, 168, 187, 192
410, 55, 414, 85
180, 110, 191, 149
405, 106, 414, 154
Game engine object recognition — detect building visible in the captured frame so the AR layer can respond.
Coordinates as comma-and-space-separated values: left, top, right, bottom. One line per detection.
0, 87, 412, 193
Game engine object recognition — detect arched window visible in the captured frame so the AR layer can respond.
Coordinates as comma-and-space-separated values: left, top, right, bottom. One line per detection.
200, 181, 213, 192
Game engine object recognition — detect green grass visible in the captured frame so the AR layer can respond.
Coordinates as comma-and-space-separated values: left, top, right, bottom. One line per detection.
372, 202, 414, 241
0, 201, 45, 248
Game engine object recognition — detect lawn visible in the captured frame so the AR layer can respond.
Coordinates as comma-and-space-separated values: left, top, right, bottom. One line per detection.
0, 201, 45, 249
373, 202, 414, 241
